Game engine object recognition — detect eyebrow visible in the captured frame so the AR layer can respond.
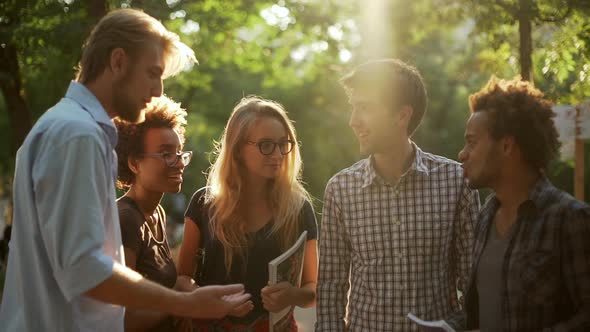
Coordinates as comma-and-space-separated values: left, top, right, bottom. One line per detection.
255, 136, 289, 141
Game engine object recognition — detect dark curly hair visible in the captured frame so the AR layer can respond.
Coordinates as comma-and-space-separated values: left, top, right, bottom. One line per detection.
469, 76, 559, 171
340, 58, 428, 136
115, 96, 187, 189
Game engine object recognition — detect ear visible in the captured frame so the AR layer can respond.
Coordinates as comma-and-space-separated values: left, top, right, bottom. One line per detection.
127, 156, 141, 175
397, 105, 414, 131
501, 136, 517, 155
109, 48, 128, 78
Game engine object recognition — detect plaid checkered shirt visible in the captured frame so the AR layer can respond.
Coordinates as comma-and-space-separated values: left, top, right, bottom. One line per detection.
447, 176, 590, 331
316, 144, 479, 331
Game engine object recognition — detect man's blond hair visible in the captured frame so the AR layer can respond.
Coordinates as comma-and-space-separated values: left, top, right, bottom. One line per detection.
75, 8, 195, 83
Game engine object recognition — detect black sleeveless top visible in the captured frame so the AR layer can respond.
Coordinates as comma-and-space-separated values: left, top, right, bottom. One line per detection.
184, 187, 317, 325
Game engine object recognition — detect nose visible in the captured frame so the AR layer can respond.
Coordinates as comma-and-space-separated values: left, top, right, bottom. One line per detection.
171, 154, 188, 170
152, 79, 163, 98
170, 161, 186, 173
266, 144, 284, 160
458, 148, 467, 163
349, 108, 360, 129
176, 159, 186, 170
271, 147, 283, 159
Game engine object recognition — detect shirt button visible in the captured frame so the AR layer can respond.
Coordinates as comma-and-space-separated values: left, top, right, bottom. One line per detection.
394, 219, 401, 226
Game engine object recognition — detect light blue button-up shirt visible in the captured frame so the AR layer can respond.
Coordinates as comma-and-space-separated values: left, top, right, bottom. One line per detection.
0, 81, 125, 331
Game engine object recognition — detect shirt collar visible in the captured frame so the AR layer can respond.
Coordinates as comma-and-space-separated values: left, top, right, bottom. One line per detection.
64, 81, 117, 149
526, 174, 554, 211
362, 142, 429, 188
362, 158, 377, 188
412, 144, 430, 175
483, 174, 553, 218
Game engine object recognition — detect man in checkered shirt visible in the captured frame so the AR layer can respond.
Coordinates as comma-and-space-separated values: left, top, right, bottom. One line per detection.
315, 59, 480, 331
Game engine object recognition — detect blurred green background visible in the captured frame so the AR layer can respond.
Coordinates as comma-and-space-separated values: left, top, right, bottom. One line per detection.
1, 0, 589, 226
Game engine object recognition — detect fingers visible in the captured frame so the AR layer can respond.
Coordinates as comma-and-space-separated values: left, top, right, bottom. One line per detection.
261, 289, 276, 301
236, 300, 254, 312
261, 287, 283, 305
223, 292, 252, 306
261, 281, 290, 294
230, 300, 254, 317
261, 282, 294, 314
261, 292, 281, 312
261, 286, 280, 295
186, 285, 251, 319
213, 283, 245, 296
222, 290, 245, 301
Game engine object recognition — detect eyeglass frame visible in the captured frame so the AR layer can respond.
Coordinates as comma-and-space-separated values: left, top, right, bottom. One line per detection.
245, 139, 295, 156
140, 150, 193, 167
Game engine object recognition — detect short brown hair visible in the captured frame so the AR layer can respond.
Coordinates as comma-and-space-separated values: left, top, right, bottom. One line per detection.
75, 9, 195, 83
340, 58, 428, 136
115, 96, 188, 189
469, 76, 559, 170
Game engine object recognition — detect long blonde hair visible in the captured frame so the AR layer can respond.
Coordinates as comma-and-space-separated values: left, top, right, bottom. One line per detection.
206, 96, 310, 273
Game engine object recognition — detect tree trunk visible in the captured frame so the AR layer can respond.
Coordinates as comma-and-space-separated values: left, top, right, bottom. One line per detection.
0, 43, 33, 154
518, 0, 534, 83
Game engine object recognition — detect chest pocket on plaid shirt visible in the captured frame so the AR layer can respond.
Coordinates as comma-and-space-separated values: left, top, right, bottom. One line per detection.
513, 250, 560, 303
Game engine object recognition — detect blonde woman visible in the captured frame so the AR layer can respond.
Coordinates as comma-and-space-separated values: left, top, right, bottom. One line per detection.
178, 96, 318, 331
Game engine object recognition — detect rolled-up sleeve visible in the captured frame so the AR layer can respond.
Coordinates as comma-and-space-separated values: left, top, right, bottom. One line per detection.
33, 135, 115, 301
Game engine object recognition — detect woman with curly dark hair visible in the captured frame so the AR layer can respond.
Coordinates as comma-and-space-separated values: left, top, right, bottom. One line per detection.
115, 96, 200, 331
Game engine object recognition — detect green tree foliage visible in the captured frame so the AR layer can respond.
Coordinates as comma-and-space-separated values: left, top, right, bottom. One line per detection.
1, 0, 589, 222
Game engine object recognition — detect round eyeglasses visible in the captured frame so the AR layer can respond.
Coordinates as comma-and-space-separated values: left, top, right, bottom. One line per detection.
246, 140, 294, 156
141, 151, 193, 167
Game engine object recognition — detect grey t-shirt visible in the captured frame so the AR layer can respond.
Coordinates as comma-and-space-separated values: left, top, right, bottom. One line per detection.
476, 224, 512, 331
